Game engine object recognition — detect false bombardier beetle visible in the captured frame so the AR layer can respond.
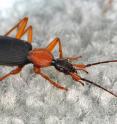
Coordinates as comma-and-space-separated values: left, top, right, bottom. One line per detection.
0, 17, 117, 97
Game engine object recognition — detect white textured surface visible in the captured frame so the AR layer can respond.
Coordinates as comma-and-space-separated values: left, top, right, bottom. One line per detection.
0, 0, 117, 124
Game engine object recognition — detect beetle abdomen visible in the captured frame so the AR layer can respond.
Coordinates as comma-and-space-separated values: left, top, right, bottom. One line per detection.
0, 36, 32, 66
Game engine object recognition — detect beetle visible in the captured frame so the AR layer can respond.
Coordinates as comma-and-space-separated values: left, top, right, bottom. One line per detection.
0, 17, 117, 97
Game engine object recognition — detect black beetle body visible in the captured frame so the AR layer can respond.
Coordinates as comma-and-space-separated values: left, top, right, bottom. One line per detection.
0, 36, 32, 66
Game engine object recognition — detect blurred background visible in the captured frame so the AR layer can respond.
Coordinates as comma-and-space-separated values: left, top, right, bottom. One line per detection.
0, 0, 117, 124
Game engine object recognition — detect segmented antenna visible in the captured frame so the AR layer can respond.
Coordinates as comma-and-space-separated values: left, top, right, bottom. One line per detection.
85, 60, 117, 67
81, 77, 117, 97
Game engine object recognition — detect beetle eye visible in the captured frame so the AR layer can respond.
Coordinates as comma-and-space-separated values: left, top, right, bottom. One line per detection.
51, 59, 56, 65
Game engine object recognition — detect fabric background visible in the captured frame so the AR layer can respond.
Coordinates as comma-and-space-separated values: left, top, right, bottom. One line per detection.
0, 0, 117, 124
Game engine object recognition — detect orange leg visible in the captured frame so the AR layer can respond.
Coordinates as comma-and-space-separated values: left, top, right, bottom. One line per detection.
46, 37, 63, 58
0, 17, 33, 81
73, 64, 86, 68
5, 17, 33, 43
76, 68, 88, 74
70, 72, 84, 86
65, 56, 82, 61
34, 66, 68, 91
0, 66, 23, 81
73, 64, 88, 73
69, 72, 117, 97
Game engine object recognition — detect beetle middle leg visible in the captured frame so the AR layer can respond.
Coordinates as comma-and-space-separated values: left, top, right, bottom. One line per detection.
5, 17, 32, 43
0, 66, 23, 81
34, 66, 68, 91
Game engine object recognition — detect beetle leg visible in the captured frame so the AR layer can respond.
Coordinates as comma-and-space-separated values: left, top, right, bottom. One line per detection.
34, 66, 68, 91
76, 68, 88, 74
5, 17, 32, 43
65, 56, 82, 61
70, 72, 117, 97
70, 72, 85, 86
17, 25, 32, 43
73, 64, 88, 73
0, 66, 23, 81
46, 37, 63, 58
73, 64, 86, 68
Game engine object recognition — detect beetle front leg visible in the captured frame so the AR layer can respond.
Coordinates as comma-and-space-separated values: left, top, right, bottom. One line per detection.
73, 64, 88, 74
65, 56, 82, 61
0, 66, 23, 81
34, 66, 68, 91
70, 72, 85, 86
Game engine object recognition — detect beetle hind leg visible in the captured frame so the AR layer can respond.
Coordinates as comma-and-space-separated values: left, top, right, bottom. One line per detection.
5, 17, 33, 43
0, 66, 23, 81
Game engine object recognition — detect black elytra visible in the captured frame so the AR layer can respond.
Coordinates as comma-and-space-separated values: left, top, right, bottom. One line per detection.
0, 36, 32, 66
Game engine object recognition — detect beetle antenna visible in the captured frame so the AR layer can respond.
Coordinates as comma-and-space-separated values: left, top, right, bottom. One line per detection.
80, 77, 117, 97
85, 60, 117, 67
